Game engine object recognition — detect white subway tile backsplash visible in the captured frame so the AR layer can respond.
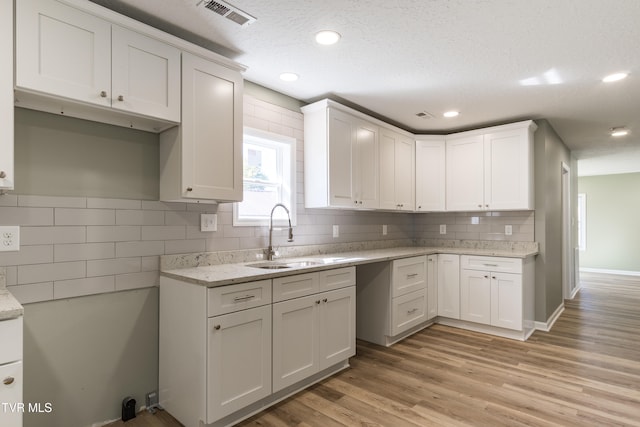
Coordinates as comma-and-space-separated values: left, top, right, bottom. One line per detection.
115, 241, 164, 258
19, 195, 86, 208
87, 198, 142, 209
116, 210, 165, 226
141, 256, 160, 272
21, 226, 86, 245
141, 226, 185, 241
87, 257, 141, 277
55, 208, 115, 226
0, 195, 18, 206
164, 239, 206, 255
0, 207, 54, 225
164, 211, 200, 226
115, 271, 159, 291
8, 282, 54, 304
18, 261, 86, 284
141, 201, 187, 211
54, 243, 115, 262
0, 245, 54, 267
54, 276, 115, 299
87, 226, 141, 242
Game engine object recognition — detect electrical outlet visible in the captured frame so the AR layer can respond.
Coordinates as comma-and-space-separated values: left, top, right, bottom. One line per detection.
333, 225, 339, 238
505, 225, 513, 236
439, 224, 446, 235
200, 214, 217, 232
382, 225, 387, 235
0, 226, 19, 252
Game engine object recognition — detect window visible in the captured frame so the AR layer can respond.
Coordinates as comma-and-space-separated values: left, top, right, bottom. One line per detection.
233, 128, 296, 226
577, 193, 586, 251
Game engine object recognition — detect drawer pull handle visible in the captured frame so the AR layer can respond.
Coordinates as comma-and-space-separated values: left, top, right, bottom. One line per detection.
407, 308, 418, 314
213, 325, 221, 330
483, 263, 498, 267
406, 273, 419, 278
3, 377, 15, 386
233, 295, 255, 302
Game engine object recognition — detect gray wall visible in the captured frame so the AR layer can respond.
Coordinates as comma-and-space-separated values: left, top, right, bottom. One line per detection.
534, 120, 573, 322
578, 172, 640, 272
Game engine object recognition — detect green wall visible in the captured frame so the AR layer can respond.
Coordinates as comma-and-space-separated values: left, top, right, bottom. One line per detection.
578, 172, 640, 272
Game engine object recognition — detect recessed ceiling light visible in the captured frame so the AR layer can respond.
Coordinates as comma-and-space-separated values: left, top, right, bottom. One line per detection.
443, 111, 459, 118
602, 72, 628, 83
315, 30, 341, 45
610, 127, 629, 137
279, 72, 299, 82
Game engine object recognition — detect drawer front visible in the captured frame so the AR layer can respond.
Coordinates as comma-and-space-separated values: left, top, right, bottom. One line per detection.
319, 267, 356, 291
0, 360, 23, 426
0, 317, 23, 364
392, 256, 427, 297
390, 289, 427, 336
460, 255, 522, 274
273, 273, 319, 303
208, 280, 272, 317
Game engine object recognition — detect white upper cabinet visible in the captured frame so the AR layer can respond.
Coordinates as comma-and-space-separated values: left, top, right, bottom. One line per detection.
0, 0, 14, 190
379, 128, 415, 211
160, 52, 243, 203
415, 137, 446, 212
15, 0, 181, 131
446, 121, 536, 211
303, 100, 379, 209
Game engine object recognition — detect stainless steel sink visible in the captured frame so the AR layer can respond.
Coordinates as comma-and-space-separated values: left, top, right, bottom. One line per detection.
246, 262, 291, 269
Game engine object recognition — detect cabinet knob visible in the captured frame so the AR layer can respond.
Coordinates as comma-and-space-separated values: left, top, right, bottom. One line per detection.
100, 91, 107, 98
315, 300, 321, 305
354, 200, 358, 205
322, 298, 328, 303
478, 204, 482, 208
484, 275, 489, 279
186, 187, 193, 192
418, 205, 422, 209
3, 377, 15, 386
359, 201, 363, 205
118, 95, 124, 102
0, 171, 6, 179
213, 325, 221, 330
492, 276, 496, 280
486, 204, 489, 208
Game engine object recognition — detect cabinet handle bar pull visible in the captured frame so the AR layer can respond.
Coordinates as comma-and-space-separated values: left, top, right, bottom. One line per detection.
3, 377, 15, 386
233, 295, 255, 302
407, 308, 418, 314
406, 273, 419, 278
213, 325, 221, 330
483, 263, 498, 267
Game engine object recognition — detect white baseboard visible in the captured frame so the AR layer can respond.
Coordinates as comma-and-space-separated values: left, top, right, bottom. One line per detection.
580, 267, 640, 277
534, 303, 564, 332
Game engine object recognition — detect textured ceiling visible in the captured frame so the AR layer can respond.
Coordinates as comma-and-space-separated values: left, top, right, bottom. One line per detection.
92, 0, 640, 169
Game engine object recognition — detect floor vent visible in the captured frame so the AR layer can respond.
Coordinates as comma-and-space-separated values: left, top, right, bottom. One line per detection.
199, 0, 256, 27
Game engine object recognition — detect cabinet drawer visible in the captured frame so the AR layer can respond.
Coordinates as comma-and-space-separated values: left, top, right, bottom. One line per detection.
0, 360, 22, 426
319, 267, 356, 291
0, 317, 23, 364
273, 273, 319, 302
460, 255, 522, 274
391, 256, 427, 297
390, 289, 427, 336
208, 280, 271, 317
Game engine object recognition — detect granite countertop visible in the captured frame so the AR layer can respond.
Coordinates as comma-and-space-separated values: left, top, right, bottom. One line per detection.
0, 268, 24, 320
161, 245, 538, 288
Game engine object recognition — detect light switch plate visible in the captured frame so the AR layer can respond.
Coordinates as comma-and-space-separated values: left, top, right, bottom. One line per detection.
333, 225, 339, 238
439, 224, 446, 235
505, 225, 513, 236
382, 225, 387, 235
200, 214, 217, 232
0, 226, 20, 252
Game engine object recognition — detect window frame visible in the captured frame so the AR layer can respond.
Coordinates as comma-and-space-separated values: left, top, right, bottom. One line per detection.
233, 127, 297, 227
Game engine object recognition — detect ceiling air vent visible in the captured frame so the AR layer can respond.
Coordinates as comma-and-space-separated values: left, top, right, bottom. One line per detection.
199, 0, 257, 27
416, 111, 435, 119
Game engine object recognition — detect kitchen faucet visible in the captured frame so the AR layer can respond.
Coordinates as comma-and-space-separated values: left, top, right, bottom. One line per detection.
265, 203, 293, 260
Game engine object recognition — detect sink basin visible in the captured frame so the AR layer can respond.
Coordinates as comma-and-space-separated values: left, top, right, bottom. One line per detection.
246, 262, 291, 269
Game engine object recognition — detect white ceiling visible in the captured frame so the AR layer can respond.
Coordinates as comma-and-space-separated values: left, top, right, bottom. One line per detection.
91, 0, 640, 172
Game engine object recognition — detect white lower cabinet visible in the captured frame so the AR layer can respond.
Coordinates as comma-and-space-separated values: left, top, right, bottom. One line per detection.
356, 256, 430, 346
160, 267, 355, 427
0, 316, 23, 427
273, 270, 356, 392
207, 305, 272, 421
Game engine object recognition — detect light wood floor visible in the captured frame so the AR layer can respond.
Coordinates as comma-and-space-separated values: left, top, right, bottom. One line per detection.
114, 272, 640, 427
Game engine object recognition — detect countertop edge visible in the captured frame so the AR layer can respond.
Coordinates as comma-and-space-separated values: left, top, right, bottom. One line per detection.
0, 290, 25, 321
161, 247, 538, 288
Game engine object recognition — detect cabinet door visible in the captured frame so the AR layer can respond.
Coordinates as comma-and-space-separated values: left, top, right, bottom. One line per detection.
0, 0, 13, 189
491, 272, 523, 330
207, 305, 271, 422
394, 134, 415, 210
354, 118, 379, 209
485, 129, 533, 210
379, 128, 413, 210
415, 138, 446, 211
319, 287, 356, 370
272, 295, 319, 392
437, 254, 460, 319
378, 128, 397, 210
16, 0, 111, 107
446, 135, 485, 211
426, 255, 438, 320
328, 109, 355, 207
0, 361, 23, 427
181, 52, 243, 201
460, 270, 491, 325
111, 26, 180, 122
